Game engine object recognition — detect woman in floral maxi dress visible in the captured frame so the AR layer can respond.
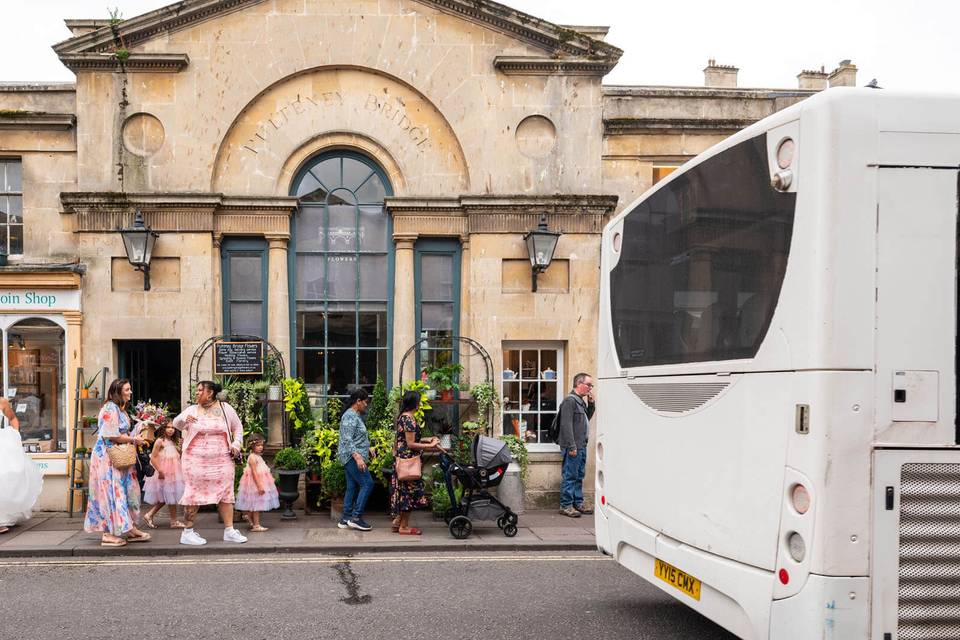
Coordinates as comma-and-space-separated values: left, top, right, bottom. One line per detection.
84, 379, 151, 547
174, 380, 247, 546
390, 390, 439, 535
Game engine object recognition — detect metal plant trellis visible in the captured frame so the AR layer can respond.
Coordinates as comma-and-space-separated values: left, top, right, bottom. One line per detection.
189, 334, 287, 390
398, 335, 495, 435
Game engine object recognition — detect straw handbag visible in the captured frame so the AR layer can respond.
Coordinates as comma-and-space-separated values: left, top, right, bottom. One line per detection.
107, 442, 137, 470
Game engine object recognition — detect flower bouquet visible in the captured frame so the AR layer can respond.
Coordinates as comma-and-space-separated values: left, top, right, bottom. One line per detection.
134, 401, 170, 444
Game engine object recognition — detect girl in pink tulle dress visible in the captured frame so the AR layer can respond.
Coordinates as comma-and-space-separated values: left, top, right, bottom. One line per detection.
235, 434, 279, 532
141, 424, 185, 529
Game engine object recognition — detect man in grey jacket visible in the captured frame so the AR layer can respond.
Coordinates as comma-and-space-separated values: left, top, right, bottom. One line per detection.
557, 372, 596, 517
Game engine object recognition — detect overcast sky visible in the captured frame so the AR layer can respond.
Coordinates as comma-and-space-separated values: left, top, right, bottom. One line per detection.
0, 0, 955, 90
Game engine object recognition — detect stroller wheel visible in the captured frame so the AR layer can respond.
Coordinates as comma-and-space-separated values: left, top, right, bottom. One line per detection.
503, 523, 518, 537
496, 515, 506, 529
449, 515, 473, 540
444, 507, 459, 525
506, 512, 518, 526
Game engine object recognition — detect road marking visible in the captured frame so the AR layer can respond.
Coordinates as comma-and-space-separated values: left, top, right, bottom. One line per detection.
0, 553, 611, 569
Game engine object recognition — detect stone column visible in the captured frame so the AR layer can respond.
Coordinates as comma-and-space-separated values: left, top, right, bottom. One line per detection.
458, 235, 475, 381
212, 234, 223, 337
393, 234, 417, 384
266, 234, 291, 446
63, 311, 83, 451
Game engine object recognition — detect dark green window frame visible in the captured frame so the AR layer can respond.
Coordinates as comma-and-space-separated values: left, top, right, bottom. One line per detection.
221, 237, 268, 339
414, 238, 462, 374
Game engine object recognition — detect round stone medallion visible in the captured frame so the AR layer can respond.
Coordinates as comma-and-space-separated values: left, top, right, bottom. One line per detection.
515, 115, 557, 159
122, 113, 165, 157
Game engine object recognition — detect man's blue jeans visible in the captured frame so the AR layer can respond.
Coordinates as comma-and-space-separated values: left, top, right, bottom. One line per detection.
560, 447, 587, 508
343, 457, 375, 521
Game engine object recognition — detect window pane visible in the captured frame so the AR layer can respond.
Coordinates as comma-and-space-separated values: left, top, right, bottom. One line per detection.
520, 350, 539, 379
540, 350, 558, 379
502, 381, 520, 412
296, 206, 325, 251
295, 255, 325, 300
610, 134, 796, 367
10, 319, 65, 451
421, 302, 453, 331
6, 195, 21, 223
327, 312, 356, 348
421, 254, 453, 300
326, 255, 357, 300
355, 173, 386, 204
4, 161, 21, 191
521, 414, 539, 444
358, 350, 382, 389
295, 171, 327, 202
343, 157, 373, 192
229, 255, 262, 300
327, 348, 354, 396
327, 204, 357, 251
328, 189, 357, 207
360, 255, 387, 300
230, 302, 262, 338
503, 349, 520, 378
297, 312, 324, 347
311, 159, 340, 191
297, 349, 326, 385
359, 206, 387, 251
9, 225, 22, 255
358, 310, 387, 347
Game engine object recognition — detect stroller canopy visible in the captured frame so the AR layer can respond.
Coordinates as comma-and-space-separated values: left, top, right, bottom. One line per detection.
473, 435, 513, 468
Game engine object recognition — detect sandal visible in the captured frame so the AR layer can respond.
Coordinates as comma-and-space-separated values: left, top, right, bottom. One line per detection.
169, 521, 186, 529
0, 526, 9, 534
397, 527, 421, 536
250, 525, 268, 532
100, 537, 127, 547
126, 532, 152, 543
143, 514, 157, 529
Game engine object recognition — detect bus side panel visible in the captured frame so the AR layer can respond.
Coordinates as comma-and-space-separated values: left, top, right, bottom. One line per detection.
874, 167, 958, 446
598, 372, 792, 572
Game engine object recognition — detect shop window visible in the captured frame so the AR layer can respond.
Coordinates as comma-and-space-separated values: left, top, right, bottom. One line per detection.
291, 152, 393, 405
501, 342, 562, 450
6, 318, 65, 452
0, 159, 23, 255
415, 239, 461, 373
221, 238, 267, 339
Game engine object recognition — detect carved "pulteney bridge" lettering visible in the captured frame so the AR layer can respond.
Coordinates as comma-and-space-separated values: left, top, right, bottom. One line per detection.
242, 92, 342, 154
364, 94, 430, 150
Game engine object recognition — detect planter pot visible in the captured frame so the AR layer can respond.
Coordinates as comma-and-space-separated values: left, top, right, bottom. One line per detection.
330, 496, 344, 522
89, 388, 99, 398
80, 388, 89, 399
267, 385, 282, 402
496, 462, 525, 515
425, 389, 437, 400
440, 389, 454, 402
277, 469, 304, 520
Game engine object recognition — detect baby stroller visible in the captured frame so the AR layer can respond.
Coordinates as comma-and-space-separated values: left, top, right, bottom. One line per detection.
439, 434, 519, 539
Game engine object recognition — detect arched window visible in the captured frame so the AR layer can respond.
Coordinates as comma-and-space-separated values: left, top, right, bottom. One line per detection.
5, 318, 65, 450
291, 152, 393, 402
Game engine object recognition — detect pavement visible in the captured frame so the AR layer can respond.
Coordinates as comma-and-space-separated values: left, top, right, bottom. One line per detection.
0, 508, 597, 557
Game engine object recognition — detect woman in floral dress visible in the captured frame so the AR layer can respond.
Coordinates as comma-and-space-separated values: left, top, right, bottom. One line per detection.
174, 380, 247, 546
84, 379, 151, 547
390, 390, 439, 535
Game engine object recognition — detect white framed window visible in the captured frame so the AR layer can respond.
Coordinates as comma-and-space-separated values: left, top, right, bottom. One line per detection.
501, 341, 562, 451
0, 159, 23, 256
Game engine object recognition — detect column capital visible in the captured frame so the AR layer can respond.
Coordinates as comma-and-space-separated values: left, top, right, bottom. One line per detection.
63, 311, 82, 325
212, 232, 224, 249
265, 234, 289, 250
394, 233, 418, 250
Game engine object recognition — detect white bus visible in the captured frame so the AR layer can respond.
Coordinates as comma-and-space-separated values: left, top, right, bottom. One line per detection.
594, 88, 960, 640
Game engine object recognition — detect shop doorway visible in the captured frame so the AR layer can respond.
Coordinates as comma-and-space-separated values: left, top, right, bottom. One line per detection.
117, 340, 181, 412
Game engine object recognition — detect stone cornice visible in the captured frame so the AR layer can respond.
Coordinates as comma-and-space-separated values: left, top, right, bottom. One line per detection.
603, 85, 818, 99
494, 56, 617, 77
53, 0, 621, 65
0, 112, 75, 131
58, 53, 190, 74
0, 266, 84, 289
604, 117, 760, 136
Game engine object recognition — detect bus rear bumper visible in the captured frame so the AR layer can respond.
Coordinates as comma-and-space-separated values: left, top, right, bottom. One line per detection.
769, 574, 869, 640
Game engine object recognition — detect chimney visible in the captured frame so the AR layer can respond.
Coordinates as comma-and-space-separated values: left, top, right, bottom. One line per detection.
828, 60, 858, 87
797, 66, 828, 90
703, 59, 738, 88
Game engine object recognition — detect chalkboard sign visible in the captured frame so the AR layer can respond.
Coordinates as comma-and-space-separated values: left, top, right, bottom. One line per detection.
214, 341, 264, 376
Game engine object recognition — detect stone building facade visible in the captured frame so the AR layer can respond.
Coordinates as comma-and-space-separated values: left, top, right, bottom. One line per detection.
0, 0, 855, 511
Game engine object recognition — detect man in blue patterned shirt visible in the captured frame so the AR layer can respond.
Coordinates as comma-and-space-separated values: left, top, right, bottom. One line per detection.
338, 388, 374, 531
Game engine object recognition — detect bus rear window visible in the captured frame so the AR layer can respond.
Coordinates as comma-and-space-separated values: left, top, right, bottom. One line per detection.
610, 134, 796, 368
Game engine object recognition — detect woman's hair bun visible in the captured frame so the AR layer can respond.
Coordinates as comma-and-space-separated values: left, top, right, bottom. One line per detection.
216, 390, 228, 402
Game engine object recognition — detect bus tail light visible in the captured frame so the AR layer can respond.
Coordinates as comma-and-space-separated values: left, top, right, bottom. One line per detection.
778, 569, 790, 585
791, 484, 811, 514
776, 137, 795, 169
787, 532, 806, 562
601, 494, 606, 505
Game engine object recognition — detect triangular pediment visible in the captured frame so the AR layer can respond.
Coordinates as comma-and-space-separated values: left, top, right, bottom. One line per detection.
53, 0, 621, 66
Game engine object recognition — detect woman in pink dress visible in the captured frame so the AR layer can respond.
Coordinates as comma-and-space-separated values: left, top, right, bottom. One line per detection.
235, 433, 279, 532
173, 380, 247, 545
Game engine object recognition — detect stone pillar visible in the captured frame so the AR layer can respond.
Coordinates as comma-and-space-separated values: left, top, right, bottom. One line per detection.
459, 235, 475, 380
393, 235, 417, 384
63, 311, 82, 449
212, 234, 223, 337
266, 234, 291, 447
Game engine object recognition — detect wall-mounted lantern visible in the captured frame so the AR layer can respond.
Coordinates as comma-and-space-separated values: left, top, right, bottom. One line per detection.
119, 210, 159, 291
523, 213, 561, 292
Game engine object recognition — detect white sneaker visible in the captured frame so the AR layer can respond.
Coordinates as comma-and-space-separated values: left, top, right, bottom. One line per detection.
223, 527, 248, 543
180, 529, 206, 546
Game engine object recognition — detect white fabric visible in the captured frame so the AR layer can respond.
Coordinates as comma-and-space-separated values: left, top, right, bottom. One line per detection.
0, 427, 44, 527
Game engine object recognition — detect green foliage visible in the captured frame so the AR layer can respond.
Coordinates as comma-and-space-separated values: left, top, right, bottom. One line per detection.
366, 376, 389, 431
424, 363, 464, 392
499, 434, 529, 483
430, 464, 463, 514
388, 380, 432, 426
282, 377, 316, 432
222, 378, 267, 437
470, 381, 500, 431
320, 458, 346, 499
113, 48, 130, 62
83, 374, 98, 390
273, 447, 307, 471
263, 352, 284, 384
309, 427, 339, 469
454, 421, 485, 466
367, 428, 395, 488
323, 396, 343, 429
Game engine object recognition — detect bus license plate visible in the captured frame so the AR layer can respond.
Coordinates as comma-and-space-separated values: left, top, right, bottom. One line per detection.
653, 558, 702, 601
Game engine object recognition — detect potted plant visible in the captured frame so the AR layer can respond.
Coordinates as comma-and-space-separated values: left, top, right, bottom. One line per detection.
73, 446, 89, 459
426, 363, 464, 402
82, 415, 98, 429
273, 447, 307, 520
80, 374, 98, 399
282, 377, 316, 432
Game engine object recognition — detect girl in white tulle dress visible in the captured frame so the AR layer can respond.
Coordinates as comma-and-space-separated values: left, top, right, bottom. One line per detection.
141, 424, 185, 529
0, 397, 43, 534
235, 434, 279, 532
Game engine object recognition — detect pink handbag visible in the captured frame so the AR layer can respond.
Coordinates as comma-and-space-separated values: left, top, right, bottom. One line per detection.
395, 455, 422, 481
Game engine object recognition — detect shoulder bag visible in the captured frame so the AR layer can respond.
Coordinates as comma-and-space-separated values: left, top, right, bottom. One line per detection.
396, 454, 422, 482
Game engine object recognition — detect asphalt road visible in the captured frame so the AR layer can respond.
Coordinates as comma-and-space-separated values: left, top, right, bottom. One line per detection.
0, 552, 736, 640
